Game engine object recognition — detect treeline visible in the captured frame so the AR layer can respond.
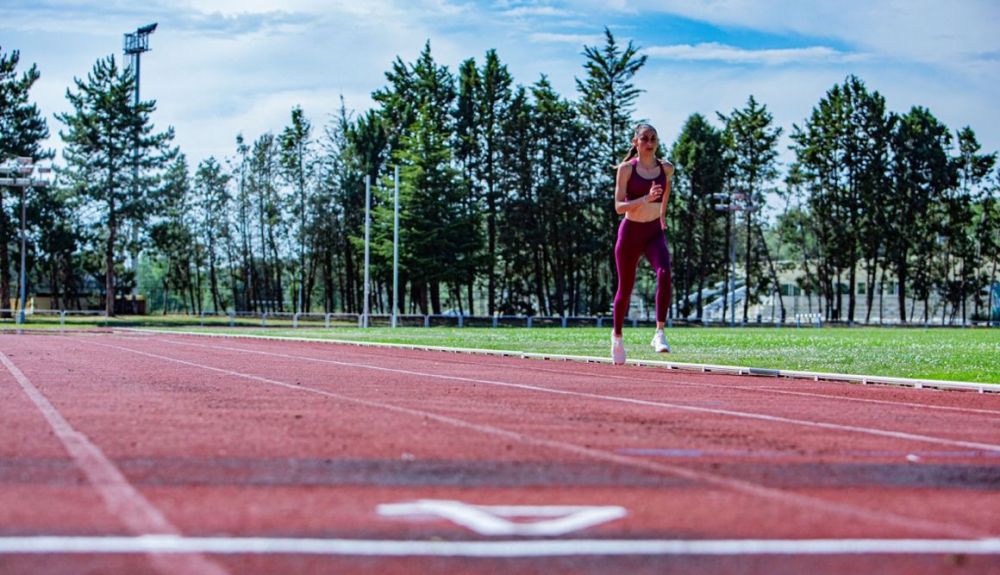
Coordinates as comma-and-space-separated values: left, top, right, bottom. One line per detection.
1, 30, 998, 323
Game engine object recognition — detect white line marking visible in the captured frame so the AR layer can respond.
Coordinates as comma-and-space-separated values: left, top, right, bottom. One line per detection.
0, 535, 998, 557
383, 353, 1000, 417
0, 352, 230, 575
153, 337, 1000, 453
753, 387, 1000, 416
81, 340, 989, 538
377, 500, 627, 536
128, 328, 1000, 393
444, 352, 1000, 417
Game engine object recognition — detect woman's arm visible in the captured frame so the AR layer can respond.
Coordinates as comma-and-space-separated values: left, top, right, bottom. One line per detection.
614, 162, 633, 215
659, 160, 674, 229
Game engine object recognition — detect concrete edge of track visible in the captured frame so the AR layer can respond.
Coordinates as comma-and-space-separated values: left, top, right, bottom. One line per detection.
115, 328, 999, 395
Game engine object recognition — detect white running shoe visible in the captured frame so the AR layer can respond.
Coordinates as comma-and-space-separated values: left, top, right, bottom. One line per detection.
611, 332, 626, 365
651, 329, 671, 353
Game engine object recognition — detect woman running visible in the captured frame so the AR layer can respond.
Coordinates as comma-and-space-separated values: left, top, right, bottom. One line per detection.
611, 123, 673, 364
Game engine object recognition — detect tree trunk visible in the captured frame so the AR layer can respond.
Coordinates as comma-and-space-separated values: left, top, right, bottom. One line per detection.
209, 247, 221, 313
864, 258, 877, 323
431, 281, 442, 315
269, 232, 283, 312
412, 281, 428, 316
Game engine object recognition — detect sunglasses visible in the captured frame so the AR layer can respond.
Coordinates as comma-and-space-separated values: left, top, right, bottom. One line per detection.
638, 135, 658, 143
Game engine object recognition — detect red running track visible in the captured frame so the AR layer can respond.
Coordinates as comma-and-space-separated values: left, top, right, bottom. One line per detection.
0, 330, 998, 574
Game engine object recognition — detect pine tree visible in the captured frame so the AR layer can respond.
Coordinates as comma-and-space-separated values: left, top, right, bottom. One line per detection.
0, 46, 49, 318
790, 76, 893, 323
393, 103, 466, 314
57, 55, 175, 316
530, 76, 588, 316
193, 157, 231, 312
720, 96, 781, 323
496, 86, 536, 314
246, 133, 284, 312
279, 106, 313, 313
148, 155, 197, 313
454, 58, 482, 313
952, 127, 995, 322
888, 107, 955, 323
576, 28, 646, 313
670, 113, 727, 320
478, 50, 513, 316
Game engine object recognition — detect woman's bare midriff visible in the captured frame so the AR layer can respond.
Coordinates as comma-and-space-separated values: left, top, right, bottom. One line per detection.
626, 202, 662, 223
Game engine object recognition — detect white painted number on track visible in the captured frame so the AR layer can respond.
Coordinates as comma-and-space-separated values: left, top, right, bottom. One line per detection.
377, 499, 627, 536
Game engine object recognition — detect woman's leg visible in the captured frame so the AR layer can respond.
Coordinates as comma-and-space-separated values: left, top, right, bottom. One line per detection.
613, 220, 643, 336
644, 232, 672, 326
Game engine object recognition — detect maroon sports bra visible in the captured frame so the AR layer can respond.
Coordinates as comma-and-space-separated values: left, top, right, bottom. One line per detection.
625, 159, 667, 203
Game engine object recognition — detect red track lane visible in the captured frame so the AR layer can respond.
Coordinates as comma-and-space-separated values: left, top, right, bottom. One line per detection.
1, 331, 998, 575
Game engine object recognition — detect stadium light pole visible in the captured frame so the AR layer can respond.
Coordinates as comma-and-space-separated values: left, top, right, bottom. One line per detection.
392, 166, 400, 328
0, 157, 49, 325
363, 175, 371, 328
123, 23, 156, 314
18, 172, 27, 325
124, 23, 157, 106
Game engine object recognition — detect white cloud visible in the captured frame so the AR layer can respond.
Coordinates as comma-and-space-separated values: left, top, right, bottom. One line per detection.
644, 43, 865, 65
601, 0, 999, 68
502, 6, 569, 17
6, 0, 1000, 177
529, 32, 605, 45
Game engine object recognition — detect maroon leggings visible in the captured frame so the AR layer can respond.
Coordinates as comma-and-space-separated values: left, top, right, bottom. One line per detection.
613, 218, 672, 334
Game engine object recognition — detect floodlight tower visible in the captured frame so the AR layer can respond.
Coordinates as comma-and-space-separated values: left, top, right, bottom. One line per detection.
124, 23, 157, 105
122, 23, 156, 314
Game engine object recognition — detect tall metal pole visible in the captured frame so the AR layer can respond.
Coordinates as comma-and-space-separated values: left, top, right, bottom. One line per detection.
133, 51, 140, 106
730, 218, 737, 326
363, 175, 371, 328
714, 191, 732, 325
17, 184, 28, 325
123, 23, 155, 316
298, 161, 305, 316
392, 165, 400, 328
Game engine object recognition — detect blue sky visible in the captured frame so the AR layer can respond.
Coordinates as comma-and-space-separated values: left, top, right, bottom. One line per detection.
3, 0, 998, 179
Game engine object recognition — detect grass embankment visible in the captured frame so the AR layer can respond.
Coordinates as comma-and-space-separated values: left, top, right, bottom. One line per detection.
7, 314, 995, 384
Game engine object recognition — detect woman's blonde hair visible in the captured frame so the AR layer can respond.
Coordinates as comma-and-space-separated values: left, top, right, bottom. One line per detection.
620, 123, 658, 164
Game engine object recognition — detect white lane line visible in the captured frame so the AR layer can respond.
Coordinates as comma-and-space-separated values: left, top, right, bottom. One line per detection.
753, 387, 1000, 416
128, 328, 998, 393
360, 352, 1000, 417
84, 340, 988, 538
153, 338, 1000, 454
0, 352, 230, 575
1, 535, 998, 557
128, 328, 1000, 403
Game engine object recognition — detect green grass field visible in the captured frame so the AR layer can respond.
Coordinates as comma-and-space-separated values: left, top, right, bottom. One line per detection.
6, 314, 995, 384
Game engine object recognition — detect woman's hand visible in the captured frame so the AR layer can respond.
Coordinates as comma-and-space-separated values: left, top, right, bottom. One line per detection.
646, 183, 663, 203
